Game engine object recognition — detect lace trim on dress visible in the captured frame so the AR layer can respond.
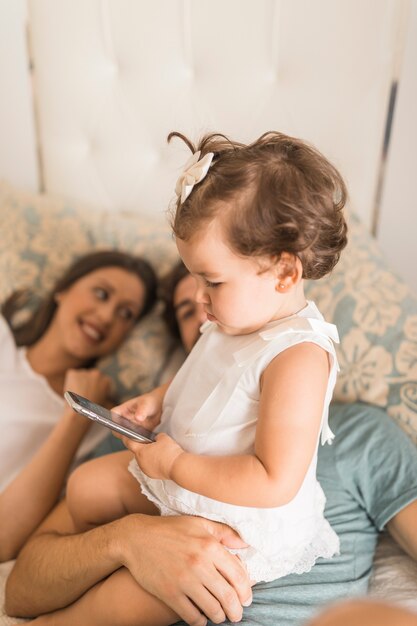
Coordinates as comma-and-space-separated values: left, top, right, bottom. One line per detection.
234, 517, 340, 582
128, 459, 340, 583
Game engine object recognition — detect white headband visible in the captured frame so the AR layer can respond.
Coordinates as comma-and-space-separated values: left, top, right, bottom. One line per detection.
175, 150, 214, 204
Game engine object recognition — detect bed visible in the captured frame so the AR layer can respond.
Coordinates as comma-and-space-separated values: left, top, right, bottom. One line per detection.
1, 0, 417, 622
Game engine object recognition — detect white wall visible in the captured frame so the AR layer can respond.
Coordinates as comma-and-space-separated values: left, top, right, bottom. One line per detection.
0, 0, 38, 190
378, 0, 417, 296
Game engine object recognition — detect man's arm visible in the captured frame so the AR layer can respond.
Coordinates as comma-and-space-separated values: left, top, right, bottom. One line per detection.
387, 499, 417, 561
6, 499, 252, 625
5, 500, 123, 614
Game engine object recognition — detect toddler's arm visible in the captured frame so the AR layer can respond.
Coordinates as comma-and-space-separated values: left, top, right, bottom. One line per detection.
127, 342, 330, 508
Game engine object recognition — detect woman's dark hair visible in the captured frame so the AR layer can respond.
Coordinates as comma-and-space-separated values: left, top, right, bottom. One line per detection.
2, 250, 157, 347
169, 131, 348, 280
159, 260, 190, 340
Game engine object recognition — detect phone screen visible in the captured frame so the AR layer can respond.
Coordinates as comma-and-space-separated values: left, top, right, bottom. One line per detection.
64, 391, 156, 443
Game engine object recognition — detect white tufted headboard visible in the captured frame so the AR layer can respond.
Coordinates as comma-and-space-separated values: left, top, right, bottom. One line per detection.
27, 0, 405, 226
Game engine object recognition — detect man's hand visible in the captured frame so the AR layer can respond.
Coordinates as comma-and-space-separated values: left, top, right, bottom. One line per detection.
6, 501, 252, 625
116, 513, 252, 625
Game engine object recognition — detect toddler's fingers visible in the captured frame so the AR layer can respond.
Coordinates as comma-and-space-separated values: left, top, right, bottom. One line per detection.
133, 401, 155, 423
113, 404, 137, 420
120, 435, 146, 454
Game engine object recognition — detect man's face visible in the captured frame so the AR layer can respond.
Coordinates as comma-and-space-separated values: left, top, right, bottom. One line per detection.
173, 273, 207, 353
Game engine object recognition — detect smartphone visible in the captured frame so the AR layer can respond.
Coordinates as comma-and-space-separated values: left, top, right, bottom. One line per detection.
64, 390, 156, 443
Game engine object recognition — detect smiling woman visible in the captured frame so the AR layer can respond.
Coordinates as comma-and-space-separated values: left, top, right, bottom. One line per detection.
0, 250, 157, 562
28, 266, 151, 387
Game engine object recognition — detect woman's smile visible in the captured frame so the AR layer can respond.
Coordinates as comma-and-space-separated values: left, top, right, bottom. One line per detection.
78, 319, 106, 344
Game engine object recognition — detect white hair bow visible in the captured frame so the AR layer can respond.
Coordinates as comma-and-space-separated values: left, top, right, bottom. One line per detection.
175, 151, 214, 203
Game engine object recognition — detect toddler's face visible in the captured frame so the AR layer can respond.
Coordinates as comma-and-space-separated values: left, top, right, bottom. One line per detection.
176, 220, 283, 336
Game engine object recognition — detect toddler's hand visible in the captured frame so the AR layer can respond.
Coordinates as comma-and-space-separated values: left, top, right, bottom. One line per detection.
113, 391, 163, 432
123, 432, 184, 480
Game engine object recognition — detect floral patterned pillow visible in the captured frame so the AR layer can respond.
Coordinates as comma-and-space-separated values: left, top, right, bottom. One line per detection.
1, 181, 417, 444
306, 211, 417, 444
0, 180, 179, 402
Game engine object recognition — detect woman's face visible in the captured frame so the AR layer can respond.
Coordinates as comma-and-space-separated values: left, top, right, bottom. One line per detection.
51, 267, 145, 361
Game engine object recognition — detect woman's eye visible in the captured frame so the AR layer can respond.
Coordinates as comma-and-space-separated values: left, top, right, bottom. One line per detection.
118, 307, 135, 321
94, 287, 108, 300
205, 280, 221, 288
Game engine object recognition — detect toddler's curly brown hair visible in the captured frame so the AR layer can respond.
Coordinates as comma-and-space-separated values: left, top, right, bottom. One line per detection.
169, 131, 348, 280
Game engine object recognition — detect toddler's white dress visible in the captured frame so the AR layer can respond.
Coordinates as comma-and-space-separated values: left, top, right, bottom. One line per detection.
129, 301, 340, 582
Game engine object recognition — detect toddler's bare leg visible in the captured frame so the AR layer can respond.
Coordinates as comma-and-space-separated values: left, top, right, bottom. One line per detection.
66, 450, 158, 531
21, 568, 178, 626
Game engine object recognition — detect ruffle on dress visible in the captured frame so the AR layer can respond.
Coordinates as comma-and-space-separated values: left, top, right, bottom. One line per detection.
128, 459, 340, 583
